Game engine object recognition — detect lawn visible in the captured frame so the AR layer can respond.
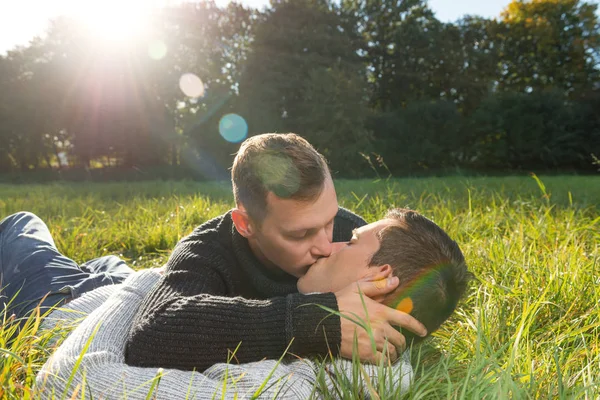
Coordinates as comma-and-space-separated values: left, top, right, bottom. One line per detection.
1, 176, 599, 398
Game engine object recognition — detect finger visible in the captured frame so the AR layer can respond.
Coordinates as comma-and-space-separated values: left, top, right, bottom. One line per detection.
383, 324, 406, 353
372, 351, 390, 366
355, 275, 399, 298
353, 343, 379, 364
381, 340, 397, 363
362, 264, 393, 281
363, 267, 394, 303
385, 307, 428, 337
373, 332, 398, 363
371, 293, 388, 303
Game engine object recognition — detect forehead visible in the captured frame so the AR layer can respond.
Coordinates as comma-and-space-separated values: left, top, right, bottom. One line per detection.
356, 218, 398, 239
262, 177, 338, 230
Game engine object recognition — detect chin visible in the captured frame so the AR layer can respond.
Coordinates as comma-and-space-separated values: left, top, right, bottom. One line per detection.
296, 277, 309, 294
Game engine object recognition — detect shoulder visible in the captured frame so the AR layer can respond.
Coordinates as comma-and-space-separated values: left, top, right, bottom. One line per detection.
173, 211, 234, 258
332, 207, 366, 242
183, 211, 233, 243
165, 212, 236, 277
335, 207, 366, 227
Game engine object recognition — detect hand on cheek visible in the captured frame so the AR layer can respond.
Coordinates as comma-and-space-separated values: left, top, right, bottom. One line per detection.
361, 265, 394, 303
334, 269, 427, 364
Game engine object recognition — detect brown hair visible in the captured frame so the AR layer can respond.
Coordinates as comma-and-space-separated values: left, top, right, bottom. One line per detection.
370, 208, 472, 344
232, 133, 331, 223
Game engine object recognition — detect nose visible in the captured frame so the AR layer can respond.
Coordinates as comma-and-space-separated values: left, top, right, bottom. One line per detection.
311, 228, 333, 258
330, 241, 347, 254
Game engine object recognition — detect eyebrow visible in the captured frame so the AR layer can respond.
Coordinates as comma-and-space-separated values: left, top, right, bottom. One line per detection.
286, 217, 336, 235
285, 228, 310, 236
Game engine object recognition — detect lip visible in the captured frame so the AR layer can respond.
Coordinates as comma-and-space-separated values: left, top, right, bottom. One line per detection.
312, 257, 325, 267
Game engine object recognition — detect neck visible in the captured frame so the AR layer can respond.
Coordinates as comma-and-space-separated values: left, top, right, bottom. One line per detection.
247, 237, 285, 275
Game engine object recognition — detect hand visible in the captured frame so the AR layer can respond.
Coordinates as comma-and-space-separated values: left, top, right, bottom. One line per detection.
334, 266, 427, 364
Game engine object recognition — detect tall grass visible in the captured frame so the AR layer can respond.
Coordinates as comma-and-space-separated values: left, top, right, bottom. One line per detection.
1, 176, 598, 398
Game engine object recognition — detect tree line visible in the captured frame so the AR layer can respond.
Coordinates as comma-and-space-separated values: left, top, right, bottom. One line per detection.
1, 0, 599, 178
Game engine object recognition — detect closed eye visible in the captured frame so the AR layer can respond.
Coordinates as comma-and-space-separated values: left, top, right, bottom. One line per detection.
289, 232, 308, 240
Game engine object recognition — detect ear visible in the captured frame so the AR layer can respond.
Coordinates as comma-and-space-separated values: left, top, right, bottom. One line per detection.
362, 264, 395, 303
232, 207, 255, 238
362, 264, 393, 281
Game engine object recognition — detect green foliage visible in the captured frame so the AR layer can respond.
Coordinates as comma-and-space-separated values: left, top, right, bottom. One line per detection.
231, 0, 373, 176
469, 90, 595, 169
298, 67, 373, 177
497, 0, 600, 96
0, 0, 599, 176
1, 177, 599, 398
369, 100, 464, 172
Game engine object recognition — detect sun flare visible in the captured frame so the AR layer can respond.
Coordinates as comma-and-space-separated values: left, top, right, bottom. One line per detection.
69, 0, 154, 43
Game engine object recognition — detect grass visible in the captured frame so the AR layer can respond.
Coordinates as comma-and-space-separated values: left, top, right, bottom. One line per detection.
1, 175, 599, 398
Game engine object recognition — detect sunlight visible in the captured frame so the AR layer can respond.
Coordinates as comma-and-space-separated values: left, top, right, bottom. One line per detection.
69, 0, 154, 43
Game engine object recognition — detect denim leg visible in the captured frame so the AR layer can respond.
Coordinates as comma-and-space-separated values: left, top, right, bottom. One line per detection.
0, 212, 131, 319
0, 212, 81, 318
74, 255, 134, 293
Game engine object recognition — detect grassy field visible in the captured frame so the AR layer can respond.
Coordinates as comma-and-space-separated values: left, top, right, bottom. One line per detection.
1, 176, 599, 398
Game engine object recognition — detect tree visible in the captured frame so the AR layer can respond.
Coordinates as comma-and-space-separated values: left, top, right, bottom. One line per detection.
0, 43, 63, 171
369, 100, 464, 173
468, 90, 582, 169
235, 0, 372, 172
297, 67, 373, 177
340, 0, 433, 110
451, 16, 501, 115
496, 0, 600, 97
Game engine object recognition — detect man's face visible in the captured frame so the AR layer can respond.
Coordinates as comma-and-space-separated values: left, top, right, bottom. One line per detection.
247, 176, 339, 278
297, 219, 395, 293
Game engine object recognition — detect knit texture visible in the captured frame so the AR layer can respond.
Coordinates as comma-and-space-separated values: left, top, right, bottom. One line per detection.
37, 270, 311, 399
37, 269, 413, 399
125, 208, 366, 371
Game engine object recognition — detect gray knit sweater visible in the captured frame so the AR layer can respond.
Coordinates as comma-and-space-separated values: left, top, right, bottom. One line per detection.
36, 270, 413, 399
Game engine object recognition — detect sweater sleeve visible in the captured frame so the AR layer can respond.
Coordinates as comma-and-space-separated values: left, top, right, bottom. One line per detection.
125, 241, 341, 371
333, 207, 367, 242
37, 267, 406, 400
37, 269, 318, 400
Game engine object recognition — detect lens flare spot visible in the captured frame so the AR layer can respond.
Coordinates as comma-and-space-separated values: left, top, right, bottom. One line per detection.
148, 40, 167, 60
395, 297, 413, 314
179, 73, 205, 98
374, 279, 387, 289
254, 153, 300, 198
218, 114, 248, 143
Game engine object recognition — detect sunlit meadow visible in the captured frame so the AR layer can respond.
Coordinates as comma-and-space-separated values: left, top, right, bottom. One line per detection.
1, 176, 598, 398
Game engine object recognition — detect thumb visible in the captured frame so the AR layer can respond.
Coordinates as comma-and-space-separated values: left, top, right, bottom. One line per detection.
355, 275, 399, 298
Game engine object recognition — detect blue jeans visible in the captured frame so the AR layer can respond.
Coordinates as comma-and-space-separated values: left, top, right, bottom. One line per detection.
0, 212, 134, 319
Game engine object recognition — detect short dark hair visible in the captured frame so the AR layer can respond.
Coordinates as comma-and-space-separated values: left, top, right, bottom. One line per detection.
370, 208, 472, 344
232, 133, 330, 223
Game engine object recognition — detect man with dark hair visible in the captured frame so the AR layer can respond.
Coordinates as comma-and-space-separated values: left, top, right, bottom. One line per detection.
378, 208, 471, 344
298, 208, 472, 351
125, 133, 427, 371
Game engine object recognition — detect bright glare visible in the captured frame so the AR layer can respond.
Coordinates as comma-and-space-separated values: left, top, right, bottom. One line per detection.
68, 0, 154, 43
179, 73, 205, 98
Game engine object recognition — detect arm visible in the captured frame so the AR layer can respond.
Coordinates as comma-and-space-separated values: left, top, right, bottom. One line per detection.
126, 241, 341, 371
37, 270, 318, 400
38, 269, 410, 400
126, 208, 371, 371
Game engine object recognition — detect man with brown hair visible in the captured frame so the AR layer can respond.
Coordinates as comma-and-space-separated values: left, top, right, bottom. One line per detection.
298, 207, 471, 350
125, 133, 427, 371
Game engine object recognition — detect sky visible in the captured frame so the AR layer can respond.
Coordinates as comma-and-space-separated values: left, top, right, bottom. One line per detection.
0, 0, 516, 54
